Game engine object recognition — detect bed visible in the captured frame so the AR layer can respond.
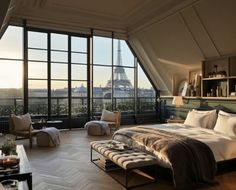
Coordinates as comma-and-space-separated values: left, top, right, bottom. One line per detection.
112, 110, 236, 189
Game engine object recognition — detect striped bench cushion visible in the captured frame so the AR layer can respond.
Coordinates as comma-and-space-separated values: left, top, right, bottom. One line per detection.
90, 140, 158, 169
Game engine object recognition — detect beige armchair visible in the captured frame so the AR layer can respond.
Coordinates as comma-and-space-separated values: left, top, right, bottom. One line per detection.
100, 109, 121, 132
9, 113, 41, 148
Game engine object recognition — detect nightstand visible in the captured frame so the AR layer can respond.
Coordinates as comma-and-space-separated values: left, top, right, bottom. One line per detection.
166, 118, 185, 123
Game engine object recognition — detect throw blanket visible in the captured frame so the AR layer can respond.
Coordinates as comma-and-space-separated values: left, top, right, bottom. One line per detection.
41, 127, 60, 146
85, 121, 110, 135
113, 126, 217, 189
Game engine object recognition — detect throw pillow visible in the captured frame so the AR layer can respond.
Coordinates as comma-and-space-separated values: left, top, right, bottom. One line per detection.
101, 109, 116, 122
11, 113, 32, 131
214, 110, 236, 137
184, 110, 210, 128
192, 109, 217, 129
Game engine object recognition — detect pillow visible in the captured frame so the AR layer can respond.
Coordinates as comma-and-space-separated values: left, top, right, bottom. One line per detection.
11, 113, 32, 131
214, 110, 236, 137
192, 109, 217, 129
184, 109, 217, 129
184, 110, 210, 128
101, 109, 116, 122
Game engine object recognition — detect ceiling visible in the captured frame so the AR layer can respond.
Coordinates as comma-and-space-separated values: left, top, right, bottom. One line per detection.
7, 0, 195, 37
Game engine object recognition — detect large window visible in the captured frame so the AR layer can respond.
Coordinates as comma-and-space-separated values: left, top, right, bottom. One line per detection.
0, 25, 156, 130
0, 26, 23, 117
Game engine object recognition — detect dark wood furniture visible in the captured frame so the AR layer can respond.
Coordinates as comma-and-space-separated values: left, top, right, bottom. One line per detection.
0, 145, 32, 190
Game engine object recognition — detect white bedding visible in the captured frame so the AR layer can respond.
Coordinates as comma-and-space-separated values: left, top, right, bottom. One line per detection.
143, 123, 236, 164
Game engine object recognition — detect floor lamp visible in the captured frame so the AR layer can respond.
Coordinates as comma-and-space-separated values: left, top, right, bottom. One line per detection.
172, 96, 183, 119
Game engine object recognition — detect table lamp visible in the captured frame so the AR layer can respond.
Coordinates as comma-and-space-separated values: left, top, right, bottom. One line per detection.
172, 96, 183, 119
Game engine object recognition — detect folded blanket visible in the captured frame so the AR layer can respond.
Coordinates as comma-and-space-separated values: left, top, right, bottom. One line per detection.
113, 126, 217, 189
41, 127, 60, 146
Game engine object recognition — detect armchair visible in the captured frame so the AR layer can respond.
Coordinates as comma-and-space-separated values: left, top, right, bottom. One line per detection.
9, 113, 41, 148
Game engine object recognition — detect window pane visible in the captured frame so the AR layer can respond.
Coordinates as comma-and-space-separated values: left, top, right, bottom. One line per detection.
72, 97, 87, 116
114, 98, 134, 113
51, 51, 68, 62
0, 60, 23, 89
93, 98, 112, 114
29, 97, 48, 116
51, 98, 68, 115
51, 33, 68, 51
28, 31, 47, 49
72, 64, 87, 80
93, 66, 111, 90
71, 37, 87, 52
93, 36, 112, 65
113, 67, 134, 97
113, 39, 134, 67
93, 66, 111, 114
28, 49, 47, 61
0, 98, 23, 116
28, 80, 47, 97
51, 63, 68, 79
138, 64, 155, 97
0, 26, 23, 59
51, 81, 68, 97
28, 62, 47, 79
72, 81, 87, 97
71, 53, 87, 63
138, 64, 155, 112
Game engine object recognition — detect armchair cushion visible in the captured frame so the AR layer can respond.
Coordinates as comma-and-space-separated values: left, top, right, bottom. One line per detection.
101, 109, 116, 122
11, 113, 33, 131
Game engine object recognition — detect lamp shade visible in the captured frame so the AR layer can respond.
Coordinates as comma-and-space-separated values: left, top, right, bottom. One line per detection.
172, 96, 183, 107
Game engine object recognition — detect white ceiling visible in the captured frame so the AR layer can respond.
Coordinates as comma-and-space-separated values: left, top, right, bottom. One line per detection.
10, 0, 194, 36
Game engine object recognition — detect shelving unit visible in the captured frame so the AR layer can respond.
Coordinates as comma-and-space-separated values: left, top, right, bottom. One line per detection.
202, 56, 236, 98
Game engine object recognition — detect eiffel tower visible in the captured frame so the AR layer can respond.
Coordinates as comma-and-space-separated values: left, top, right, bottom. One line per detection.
106, 40, 133, 89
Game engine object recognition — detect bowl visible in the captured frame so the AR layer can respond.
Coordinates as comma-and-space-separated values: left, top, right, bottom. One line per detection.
0, 155, 20, 168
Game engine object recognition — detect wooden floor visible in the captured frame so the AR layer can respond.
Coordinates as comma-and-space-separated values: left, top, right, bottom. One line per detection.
2, 128, 236, 190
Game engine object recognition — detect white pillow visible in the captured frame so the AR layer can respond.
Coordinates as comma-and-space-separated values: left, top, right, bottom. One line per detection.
192, 109, 217, 129
214, 111, 236, 137
101, 109, 116, 122
184, 111, 209, 128
184, 109, 217, 129
11, 113, 32, 131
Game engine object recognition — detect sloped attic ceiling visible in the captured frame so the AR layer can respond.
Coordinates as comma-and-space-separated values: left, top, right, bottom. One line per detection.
129, 0, 236, 95
1, 0, 236, 95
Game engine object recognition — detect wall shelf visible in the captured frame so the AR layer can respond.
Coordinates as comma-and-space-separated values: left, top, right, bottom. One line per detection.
202, 56, 236, 98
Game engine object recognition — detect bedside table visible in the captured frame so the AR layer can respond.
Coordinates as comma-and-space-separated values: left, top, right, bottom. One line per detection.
166, 118, 185, 123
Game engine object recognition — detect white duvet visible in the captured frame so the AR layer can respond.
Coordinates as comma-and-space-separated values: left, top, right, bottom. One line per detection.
144, 123, 236, 163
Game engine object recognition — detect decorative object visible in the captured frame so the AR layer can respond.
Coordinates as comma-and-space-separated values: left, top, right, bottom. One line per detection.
0, 155, 20, 168
178, 80, 188, 96
1, 138, 16, 156
189, 70, 201, 96
172, 96, 184, 119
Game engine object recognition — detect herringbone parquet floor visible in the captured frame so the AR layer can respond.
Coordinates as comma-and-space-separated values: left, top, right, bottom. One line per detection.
2, 128, 236, 190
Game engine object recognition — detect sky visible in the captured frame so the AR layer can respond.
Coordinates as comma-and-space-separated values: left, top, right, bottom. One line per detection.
0, 26, 152, 89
